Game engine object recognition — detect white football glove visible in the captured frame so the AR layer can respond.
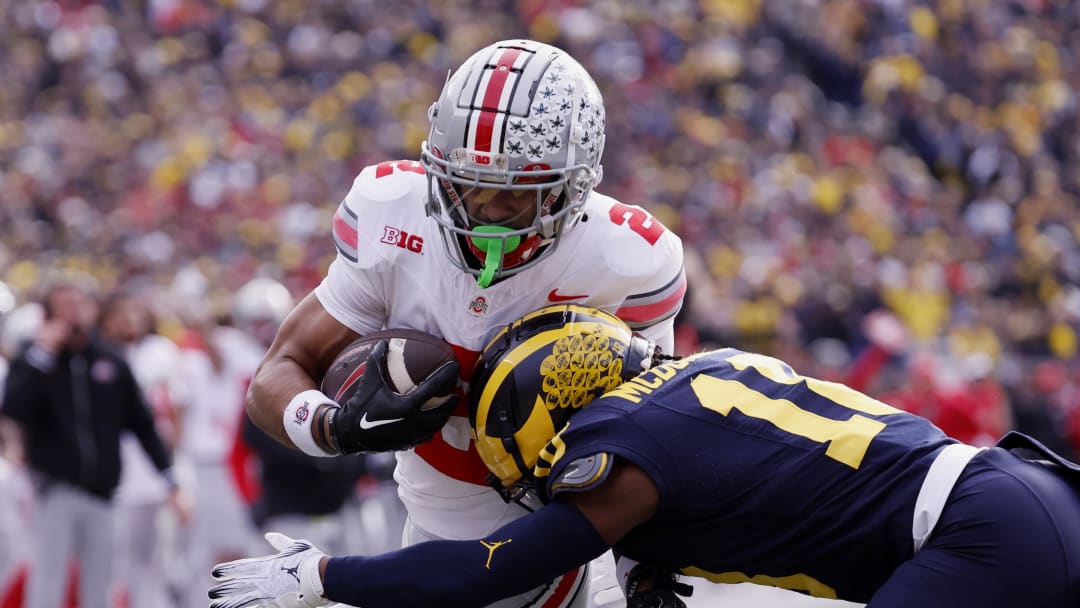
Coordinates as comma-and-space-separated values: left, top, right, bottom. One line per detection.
209, 532, 329, 608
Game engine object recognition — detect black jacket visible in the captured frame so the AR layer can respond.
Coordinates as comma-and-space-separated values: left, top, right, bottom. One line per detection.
242, 416, 366, 526
1, 338, 172, 500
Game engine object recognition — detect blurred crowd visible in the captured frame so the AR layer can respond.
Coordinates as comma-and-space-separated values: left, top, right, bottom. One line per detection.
1, 0, 1080, 602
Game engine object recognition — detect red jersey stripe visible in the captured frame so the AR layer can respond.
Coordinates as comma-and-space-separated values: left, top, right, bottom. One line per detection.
413, 344, 486, 485
540, 566, 586, 608
616, 275, 688, 325
413, 427, 490, 486
333, 206, 359, 260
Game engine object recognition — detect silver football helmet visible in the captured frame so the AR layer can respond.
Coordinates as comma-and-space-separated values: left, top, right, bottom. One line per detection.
421, 40, 606, 288
232, 277, 293, 347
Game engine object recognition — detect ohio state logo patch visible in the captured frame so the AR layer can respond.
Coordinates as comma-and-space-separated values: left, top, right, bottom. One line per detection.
293, 403, 309, 424
468, 296, 489, 317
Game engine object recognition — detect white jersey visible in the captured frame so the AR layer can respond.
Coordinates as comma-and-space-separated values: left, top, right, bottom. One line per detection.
115, 334, 185, 504
176, 326, 265, 464
315, 161, 685, 539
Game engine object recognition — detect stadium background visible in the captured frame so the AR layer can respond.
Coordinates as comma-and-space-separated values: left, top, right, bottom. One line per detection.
1, 0, 1078, 606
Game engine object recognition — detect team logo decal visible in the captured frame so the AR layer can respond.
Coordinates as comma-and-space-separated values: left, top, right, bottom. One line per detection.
468, 295, 489, 317
481, 539, 512, 569
539, 333, 626, 411
547, 289, 589, 302
293, 403, 309, 424
381, 226, 424, 253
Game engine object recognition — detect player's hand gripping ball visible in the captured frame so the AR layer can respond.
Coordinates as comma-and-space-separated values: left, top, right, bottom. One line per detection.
321, 329, 459, 453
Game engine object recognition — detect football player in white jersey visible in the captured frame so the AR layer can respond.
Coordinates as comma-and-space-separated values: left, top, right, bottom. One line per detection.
241, 39, 686, 608
176, 295, 265, 608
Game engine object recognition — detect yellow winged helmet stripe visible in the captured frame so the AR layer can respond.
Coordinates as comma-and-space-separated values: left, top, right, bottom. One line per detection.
473, 307, 633, 488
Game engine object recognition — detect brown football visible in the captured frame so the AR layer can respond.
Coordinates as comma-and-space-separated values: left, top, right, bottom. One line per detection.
321, 329, 458, 408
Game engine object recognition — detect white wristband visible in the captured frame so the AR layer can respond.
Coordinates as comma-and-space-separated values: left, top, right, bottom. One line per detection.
284, 390, 340, 458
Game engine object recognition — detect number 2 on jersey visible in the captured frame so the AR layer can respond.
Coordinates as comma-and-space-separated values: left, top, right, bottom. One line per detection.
690, 353, 901, 469
374, 160, 425, 178
608, 203, 665, 245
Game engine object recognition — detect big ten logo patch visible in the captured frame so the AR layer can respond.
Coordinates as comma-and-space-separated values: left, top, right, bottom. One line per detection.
381, 226, 424, 253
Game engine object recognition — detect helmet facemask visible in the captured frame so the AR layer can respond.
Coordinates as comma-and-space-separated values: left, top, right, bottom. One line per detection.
421, 40, 606, 288
423, 144, 599, 287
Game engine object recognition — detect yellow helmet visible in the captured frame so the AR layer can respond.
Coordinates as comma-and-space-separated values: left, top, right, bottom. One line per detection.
469, 304, 656, 502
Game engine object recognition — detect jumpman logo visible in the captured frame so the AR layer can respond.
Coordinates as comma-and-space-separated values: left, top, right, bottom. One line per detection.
480, 539, 513, 569
282, 564, 301, 584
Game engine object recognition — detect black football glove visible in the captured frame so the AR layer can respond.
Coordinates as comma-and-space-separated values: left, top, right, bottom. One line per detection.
625, 564, 692, 608
330, 340, 459, 453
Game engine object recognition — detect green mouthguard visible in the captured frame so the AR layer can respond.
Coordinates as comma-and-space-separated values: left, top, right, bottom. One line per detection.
469, 226, 521, 288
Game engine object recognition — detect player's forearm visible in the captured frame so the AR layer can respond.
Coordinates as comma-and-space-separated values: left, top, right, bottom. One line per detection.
246, 291, 361, 449
322, 501, 609, 607
245, 354, 320, 447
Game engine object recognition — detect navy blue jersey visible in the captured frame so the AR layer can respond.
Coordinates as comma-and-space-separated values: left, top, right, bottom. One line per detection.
537, 348, 956, 603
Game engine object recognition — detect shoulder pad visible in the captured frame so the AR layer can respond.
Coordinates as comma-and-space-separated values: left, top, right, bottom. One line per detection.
332, 161, 429, 267
548, 452, 614, 497
582, 194, 682, 275
573, 195, 686, 330
614, 264, 686, 331
351, 160, 427, 203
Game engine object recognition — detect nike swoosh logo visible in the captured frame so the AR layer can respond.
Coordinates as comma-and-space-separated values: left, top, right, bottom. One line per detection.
358, 412, 405, 429
548, 289, 589, 302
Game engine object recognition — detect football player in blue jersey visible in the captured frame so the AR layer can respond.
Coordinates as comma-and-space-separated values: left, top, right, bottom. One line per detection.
210, 305, 1080, 608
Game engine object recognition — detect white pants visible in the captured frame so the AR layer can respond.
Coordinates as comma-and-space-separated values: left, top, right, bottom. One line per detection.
181, 462, 259, 608
0, 461, 31, 605
113, 500, 175, 608
344, 481, 409, 556
27, 482, 114, 608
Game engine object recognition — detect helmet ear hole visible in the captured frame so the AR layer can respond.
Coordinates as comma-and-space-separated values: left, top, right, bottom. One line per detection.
484, 378, 519, 438
501, 436, 531, 480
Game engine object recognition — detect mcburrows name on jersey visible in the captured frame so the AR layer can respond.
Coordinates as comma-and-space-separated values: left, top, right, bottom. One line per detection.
603, 355, 697, 404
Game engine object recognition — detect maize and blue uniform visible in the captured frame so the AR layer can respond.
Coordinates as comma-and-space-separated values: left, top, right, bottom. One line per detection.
539, 349, 1080, 606
322, 348, 1080, 607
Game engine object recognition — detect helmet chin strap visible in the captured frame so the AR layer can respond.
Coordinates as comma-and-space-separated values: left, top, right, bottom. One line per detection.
469, 225, 521, 288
